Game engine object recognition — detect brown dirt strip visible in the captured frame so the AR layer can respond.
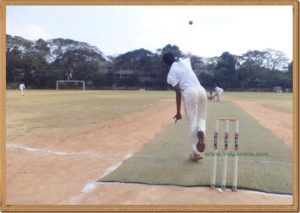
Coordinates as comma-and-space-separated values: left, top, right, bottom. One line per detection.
232, 100, 292, 148
6, 99, 292, 205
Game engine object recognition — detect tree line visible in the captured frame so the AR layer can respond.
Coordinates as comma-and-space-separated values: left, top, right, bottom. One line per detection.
6, 35, 293, 91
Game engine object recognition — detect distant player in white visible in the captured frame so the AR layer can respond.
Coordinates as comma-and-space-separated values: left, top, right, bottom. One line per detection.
19, 82, 25, 96
214, 85, 223, 102
163, 52, 207, 161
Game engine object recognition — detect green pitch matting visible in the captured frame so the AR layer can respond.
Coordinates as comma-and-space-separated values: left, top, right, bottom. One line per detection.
100, 101, 293, 194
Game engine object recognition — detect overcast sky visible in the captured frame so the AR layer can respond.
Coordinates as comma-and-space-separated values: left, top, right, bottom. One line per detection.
6, 6, 293, 59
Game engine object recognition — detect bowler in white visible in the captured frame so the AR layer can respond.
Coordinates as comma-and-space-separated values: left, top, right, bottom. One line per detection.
163, 52, 207, 161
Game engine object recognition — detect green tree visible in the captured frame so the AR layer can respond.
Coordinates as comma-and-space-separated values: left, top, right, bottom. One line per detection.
264, 49, 290, 71
237, 50, 292, 90
286, 61, 293, 78
6, 50, 24, 86
215, 52, 238, 89
21, 52, 49, 88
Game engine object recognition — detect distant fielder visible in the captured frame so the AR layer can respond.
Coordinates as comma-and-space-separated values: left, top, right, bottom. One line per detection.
208, 85, 224, 102
19, 82, 25, 96
162, 52, 207, 161
213, 85, 224, 102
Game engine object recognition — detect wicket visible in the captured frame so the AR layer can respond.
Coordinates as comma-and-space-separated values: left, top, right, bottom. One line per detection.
211, 117, 239, 192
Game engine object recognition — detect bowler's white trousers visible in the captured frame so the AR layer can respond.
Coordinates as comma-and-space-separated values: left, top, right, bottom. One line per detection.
182, 85, 207, 155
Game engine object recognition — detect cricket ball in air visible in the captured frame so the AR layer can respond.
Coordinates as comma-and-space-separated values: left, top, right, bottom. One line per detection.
189, 20, 193, 25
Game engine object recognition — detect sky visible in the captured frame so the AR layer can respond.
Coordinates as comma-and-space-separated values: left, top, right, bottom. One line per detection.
6, 5, 293, 59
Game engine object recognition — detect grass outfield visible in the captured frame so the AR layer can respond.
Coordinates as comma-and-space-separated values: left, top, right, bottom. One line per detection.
6, 90, 292, 135
6, 89, 292, 136
6, 90, 174, 136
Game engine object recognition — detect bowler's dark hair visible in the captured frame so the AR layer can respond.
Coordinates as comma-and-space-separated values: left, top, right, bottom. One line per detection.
162, 52, 175, 66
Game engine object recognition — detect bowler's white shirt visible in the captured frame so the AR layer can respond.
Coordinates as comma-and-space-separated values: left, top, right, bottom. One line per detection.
167, 58, 201, 91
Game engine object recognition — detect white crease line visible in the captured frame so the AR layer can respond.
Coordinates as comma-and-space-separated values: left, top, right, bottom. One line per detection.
7, 144, 133, 159
100, 154, 132, 178
69, 181, 103, 204
6, 144, 129, 158
7, 144, 92, 156
69, 154, 132, 204
81, 181, 100, 193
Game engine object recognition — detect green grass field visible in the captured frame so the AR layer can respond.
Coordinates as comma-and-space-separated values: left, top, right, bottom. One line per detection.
6, 90, 292, 136
6, 90, 174, 136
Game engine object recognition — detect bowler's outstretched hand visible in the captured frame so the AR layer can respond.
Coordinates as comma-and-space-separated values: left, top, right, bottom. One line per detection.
173, 113, 182, 123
